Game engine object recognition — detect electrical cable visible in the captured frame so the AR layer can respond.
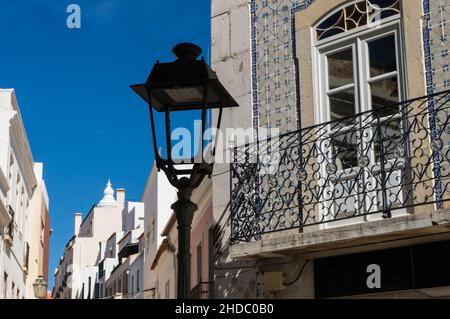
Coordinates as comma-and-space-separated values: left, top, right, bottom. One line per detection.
283, 260, 310, 286
211, 170, 230, 177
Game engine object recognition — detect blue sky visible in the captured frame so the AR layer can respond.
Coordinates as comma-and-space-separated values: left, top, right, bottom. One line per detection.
0, 0, 211, 289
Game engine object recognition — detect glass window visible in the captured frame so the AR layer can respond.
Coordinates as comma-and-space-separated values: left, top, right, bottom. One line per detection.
329, 89, 356, 121
331, 131, 359, 171
316, 0, 400, 41
165, 280, 170, 299
197, 243, 203, 284
368, 34, 397, 77
317, 8, 404, 218
370, 76, 399, 116
327, 48, 354, 89
136, 270, 140, 292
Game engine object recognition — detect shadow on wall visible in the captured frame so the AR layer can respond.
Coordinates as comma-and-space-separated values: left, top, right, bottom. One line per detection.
213, 202, 258, 299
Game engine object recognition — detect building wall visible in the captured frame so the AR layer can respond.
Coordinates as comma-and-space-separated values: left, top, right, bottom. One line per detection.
213, 0, 450, 299
104, 258, 129, 298
53, 189, 129, 298
25, 163, 51, 299
42, 202, 50, 283
53, 185, 146, 299
190, 179, 214, 296
211, 0, 260, 300
152, 222, 178, 300
0, 89, 38, 299
79, 266, 97, 299
191, 205, 213, 287
128, 253, 144, 299
142, 164, 177, 297
53, 243, 74, 299
153, 248, 176, 299
122, 202, 144, 233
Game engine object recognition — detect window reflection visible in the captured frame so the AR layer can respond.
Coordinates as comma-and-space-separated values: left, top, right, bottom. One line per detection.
327, 49, 354, 89
369, 34, 397, 77
370, 76, 399, 117
329, 89, 356, 121
331, 131, 359, 170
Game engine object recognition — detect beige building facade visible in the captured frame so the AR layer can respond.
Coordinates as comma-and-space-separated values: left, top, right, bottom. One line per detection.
53, 181, 143, 299
213, 0, 450, 299
142, 164, 177, 299
25, 163, 51, 299
144, 174, 214, 299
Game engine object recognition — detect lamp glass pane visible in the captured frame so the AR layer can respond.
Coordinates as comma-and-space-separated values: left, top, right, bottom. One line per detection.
169, 109, 203, 164
164, 86, 204, 104
33, 283, 47, 298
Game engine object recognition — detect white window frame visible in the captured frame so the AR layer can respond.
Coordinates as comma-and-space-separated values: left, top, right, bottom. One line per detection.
312, 13, 407, 228
314, 19, 406, 124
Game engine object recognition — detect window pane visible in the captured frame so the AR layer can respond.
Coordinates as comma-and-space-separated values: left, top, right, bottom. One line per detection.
373, 119, 403, 162
331, 130, 359, 170
370, 76, 399, 117
329, 89, 356, 121
345, 1, 367, 31
369, 34, 397, 77
327, 49, 354, 89
369, 0, 398, 8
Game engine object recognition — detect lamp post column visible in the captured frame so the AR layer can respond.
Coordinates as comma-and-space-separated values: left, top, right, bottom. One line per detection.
171, 187, 198, 299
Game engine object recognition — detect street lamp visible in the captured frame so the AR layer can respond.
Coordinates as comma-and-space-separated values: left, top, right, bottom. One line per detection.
131, 43, 238, 299
33, 276, 48, 299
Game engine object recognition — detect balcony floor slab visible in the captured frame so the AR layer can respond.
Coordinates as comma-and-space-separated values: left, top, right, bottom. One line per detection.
230, 209, 450, 260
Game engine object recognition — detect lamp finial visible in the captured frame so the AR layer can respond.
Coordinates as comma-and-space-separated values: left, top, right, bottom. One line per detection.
172, 43, 202, 60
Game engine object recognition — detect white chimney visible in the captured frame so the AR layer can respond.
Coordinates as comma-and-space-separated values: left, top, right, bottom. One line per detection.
74, 212, 83, 235
117, 188, 126, 208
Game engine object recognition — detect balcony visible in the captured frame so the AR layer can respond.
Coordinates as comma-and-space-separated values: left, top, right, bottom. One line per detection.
190, 282, 214, 299
4, 205, 15, 246
22, 243, 30, 274
98, 260, 105, 279
230, 91, 450, 257
0, 166, 9, 227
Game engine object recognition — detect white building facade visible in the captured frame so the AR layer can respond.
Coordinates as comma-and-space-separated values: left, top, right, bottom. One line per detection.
53, 181, 144, 299
142, 164, 177, 299
0, 89, 44, 299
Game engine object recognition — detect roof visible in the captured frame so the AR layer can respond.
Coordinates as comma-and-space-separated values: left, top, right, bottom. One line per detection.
151, 238, 176, 270
141, 163, 158, 202
65, 235, 76, 248
162, 213, 176, 237
117, 230, 132, 244
79, 204, 96, 229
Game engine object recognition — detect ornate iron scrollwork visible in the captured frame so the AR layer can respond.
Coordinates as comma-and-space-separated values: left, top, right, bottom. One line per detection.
231, 91, 450, 243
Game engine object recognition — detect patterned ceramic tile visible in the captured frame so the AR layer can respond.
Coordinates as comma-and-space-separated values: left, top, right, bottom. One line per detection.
251, 0, 445, 139
424, 0, 450, 93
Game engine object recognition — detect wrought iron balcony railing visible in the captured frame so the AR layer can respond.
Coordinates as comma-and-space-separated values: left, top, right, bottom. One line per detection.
231, 91, 450, 243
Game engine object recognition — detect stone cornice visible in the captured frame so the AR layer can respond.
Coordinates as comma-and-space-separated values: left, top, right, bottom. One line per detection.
7, 90, 37, 197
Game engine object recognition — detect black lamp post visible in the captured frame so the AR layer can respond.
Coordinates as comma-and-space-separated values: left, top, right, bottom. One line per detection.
131, 43, 238, 299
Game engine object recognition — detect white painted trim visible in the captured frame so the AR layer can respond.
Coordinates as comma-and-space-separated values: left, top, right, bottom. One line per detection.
314, 0, 401, 46
2, 90, 37, 198
313, 17, 406, 228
